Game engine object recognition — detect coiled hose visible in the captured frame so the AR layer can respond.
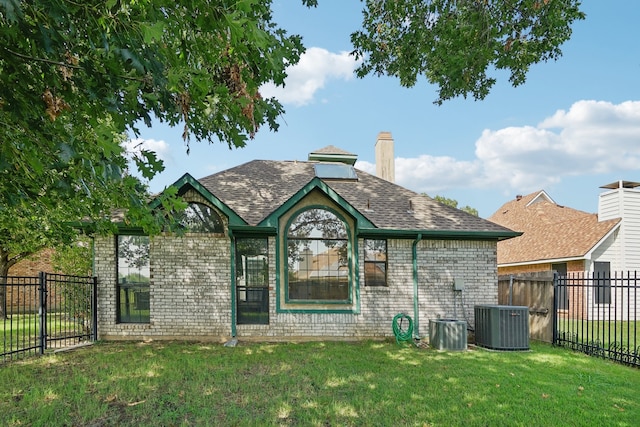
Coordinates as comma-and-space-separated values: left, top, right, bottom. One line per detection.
392, 313, 414, 344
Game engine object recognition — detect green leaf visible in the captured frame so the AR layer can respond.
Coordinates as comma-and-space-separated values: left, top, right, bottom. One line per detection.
0, 0, 23, 22
142, 21, 165, 44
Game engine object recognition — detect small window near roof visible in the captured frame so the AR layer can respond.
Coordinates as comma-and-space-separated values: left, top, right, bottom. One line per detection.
364, 239, 387, 286
314, 163, 358, 180
179, 202, 224, 233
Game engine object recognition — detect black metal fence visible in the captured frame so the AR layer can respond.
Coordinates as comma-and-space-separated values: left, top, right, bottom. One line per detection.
553, 271, 640, 367
1, 273, 97, 363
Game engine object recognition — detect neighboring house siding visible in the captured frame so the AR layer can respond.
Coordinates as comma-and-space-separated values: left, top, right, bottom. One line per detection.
590, 231, 620, 271
6, 249, 59, 314
599, 188, 640, 271
499, 263, 555, 276
8, 249, 57, 276
620, 191, 640, 270
598, 190, 621, 220
498, 260, 585, 276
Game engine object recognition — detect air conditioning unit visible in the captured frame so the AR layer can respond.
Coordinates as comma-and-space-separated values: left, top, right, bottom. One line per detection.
429, 319, 467, 351
474, 305, 529, 351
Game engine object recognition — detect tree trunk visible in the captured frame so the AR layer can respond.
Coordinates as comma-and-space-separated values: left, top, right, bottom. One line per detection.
0, 253, 9, 320
0, 249, 23, 320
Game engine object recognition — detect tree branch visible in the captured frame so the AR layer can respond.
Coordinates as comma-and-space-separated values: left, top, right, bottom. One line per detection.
3, 47, 147, 83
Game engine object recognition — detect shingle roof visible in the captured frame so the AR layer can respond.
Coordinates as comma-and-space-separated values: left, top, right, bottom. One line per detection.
309, 145, 356, 156
198, 159, 515, 234
488, 191, 621, 265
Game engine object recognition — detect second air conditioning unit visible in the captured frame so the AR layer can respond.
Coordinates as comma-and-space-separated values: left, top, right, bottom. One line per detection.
474, 305, 529, 351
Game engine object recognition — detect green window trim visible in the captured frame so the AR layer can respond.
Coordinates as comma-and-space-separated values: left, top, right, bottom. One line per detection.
364, 239, 387, 287
235, 237, 270, 325
281, 206, 355, 309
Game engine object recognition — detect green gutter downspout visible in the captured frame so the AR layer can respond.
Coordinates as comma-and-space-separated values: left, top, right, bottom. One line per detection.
229, 230, 237, 338
412, 233, 422, 339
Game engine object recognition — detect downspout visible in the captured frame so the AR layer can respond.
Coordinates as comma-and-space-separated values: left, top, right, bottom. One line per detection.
412, 233, 423, 339
229, 230, 237, 338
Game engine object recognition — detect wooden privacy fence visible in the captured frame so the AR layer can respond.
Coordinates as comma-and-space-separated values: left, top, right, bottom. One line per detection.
498, 272, 555, 342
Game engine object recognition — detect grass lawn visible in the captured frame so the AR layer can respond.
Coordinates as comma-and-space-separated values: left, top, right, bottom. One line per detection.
1, 340, 638, 426
1, 313, 85, 354
557, 320, 640, 349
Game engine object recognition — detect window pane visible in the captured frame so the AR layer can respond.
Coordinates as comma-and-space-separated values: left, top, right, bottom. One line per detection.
313, 163, 358, 180
236, 238, 269, 325
365, 239, 387, 286
287, 209, 349, 301
117, 235, 150, 323
180, 202, 224, 233
593, 262, 611, 305
288, 209, 347, 239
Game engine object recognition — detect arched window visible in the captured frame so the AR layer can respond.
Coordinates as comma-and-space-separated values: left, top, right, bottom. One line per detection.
179, 202, 224, 233
286, 208, 349, 301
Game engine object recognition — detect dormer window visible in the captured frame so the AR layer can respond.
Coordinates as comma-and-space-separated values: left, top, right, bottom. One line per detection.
179, 202, 224, 233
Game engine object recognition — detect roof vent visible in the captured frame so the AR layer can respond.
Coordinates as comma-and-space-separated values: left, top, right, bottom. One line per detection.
308, 145, 357, 165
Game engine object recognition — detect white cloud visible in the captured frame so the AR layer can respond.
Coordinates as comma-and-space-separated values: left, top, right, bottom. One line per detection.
390, 100, 640, 196
260, 47, 361, 106
124, 138, 171, 163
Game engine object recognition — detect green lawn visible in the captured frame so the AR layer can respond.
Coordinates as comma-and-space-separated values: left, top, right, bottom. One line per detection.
2, 314, 86, 355
557, 320, 640, 349
1, 340, 638, 426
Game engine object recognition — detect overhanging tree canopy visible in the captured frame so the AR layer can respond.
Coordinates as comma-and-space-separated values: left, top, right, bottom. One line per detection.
0, 0, 305, 279
0, 0, 585, 279
351, 0, 585, 104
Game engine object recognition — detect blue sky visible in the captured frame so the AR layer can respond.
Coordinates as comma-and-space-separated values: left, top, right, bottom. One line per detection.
130, 1, 640, 218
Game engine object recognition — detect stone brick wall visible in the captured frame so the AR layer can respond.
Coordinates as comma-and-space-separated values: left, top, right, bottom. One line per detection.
95, 233, 232, 341
4, 249, 60, 313
8, 249, 58, 276
498, 260, 586, 276
357, 239, 498, 339
95, 233, 498, 341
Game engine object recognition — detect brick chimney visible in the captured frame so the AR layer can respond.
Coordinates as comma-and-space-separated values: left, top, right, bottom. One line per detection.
375, 131, 395, 183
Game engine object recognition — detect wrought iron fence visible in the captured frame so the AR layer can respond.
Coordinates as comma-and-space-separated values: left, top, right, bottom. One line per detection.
1, 273, 97, 363
553, 271, 640, 367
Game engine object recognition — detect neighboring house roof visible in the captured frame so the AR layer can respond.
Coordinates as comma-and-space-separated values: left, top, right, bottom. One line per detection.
488, 191, 621, 266
194, 157, 516, 238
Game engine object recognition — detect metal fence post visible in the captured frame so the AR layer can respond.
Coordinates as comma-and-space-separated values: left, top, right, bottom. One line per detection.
38, 272, 47, 355
91, 276, 98, 341
552, 272, 558, 345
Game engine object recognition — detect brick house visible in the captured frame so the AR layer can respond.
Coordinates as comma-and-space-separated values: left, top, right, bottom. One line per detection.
488, 181, 640, 320
488, 190, 620, 277
7, 249, 57, 277
93, 136, 517, 342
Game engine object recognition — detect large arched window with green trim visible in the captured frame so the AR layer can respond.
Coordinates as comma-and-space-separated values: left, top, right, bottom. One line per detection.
179, 202, 224, 233
287, 208, 349, 301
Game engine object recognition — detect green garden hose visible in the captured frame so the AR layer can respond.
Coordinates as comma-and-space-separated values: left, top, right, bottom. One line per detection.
392, 313, 414, 344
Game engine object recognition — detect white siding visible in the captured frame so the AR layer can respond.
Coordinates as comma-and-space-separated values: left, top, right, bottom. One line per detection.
598, 188, 640, 271
621, 190, 640, 270
598, 190, 622, 221
590, 230, 621, 271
